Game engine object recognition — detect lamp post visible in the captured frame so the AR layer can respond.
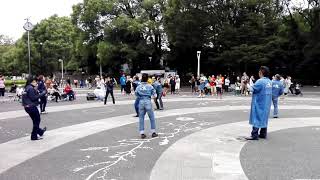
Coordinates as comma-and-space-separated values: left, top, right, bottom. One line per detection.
197, 51, 201, 77
39, 42, 43, 74
23, 18, 34, 76
58, 59, 64, 86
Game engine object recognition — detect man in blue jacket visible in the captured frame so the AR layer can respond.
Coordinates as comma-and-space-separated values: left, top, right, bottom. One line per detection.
135, 74, 158, 139
245, 66, 272, 140
153, 77, 164, 110
272, 74, 284, 118
120, 74, 126, 94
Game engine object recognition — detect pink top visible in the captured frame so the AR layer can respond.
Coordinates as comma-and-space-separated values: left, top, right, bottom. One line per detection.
0, 79, 5, 88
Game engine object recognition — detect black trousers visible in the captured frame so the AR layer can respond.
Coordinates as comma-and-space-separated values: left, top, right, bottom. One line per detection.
104, 90, 115, 104
251, 127, 267, 139
25, 106, 44, 139
52, 92, 61, 102
40, 96, 47, 112
0, 88, 5, 96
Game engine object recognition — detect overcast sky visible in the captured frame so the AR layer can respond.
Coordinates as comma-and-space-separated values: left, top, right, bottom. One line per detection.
0, 0, 82, 40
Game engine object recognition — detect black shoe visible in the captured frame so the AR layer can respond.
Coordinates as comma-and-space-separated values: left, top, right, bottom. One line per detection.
245, 136, 258, 140
141, 134, 147, 139
152, 133, 158, 138
39, 127, 47, 137
31, 137, 43, 141
134, 115, 139, 117
259, 135, 267, 139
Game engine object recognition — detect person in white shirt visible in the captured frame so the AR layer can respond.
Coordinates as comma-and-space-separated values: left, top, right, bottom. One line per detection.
224, 77, 230, 92
215, 75, 223, 99
175, 75, 181, 94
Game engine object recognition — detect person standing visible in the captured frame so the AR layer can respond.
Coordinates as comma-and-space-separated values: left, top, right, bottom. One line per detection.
120, 74, 127, 95
170, 76, 176, 94
38, 75, 48, 114
209, 75, 216, 96
175, 75, 181, 94
245, 66, 272, 140
215, 75, 223, 99
189, 76, 196, 94
272, 74, 284, 118
104, 76, 115, 105
153, 77, 164, 110
224, 77, 230, 92
241, 72, 249, 95
22, 77, 47, 141
135, 73, 158, 139
0, 75, 5, 97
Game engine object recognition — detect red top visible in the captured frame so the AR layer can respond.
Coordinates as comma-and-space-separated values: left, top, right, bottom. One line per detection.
64, 84, 72, 94
210, 77, 216, 86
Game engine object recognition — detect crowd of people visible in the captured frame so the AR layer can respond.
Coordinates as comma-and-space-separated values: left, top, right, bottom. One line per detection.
188, 72, 303, 98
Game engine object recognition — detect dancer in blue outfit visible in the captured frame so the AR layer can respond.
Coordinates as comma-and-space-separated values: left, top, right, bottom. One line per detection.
245, 66, 272, 140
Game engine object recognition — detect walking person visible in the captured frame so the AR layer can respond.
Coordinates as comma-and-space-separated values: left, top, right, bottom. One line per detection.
272, 74, 284, 118
104, 76, 115, 105
38, 75, 48, 114
22, 77, 47, 141
153, 77, 164, 110
245, 66, 272, 140
0, 75, 5, 97
135, 74, 158, 139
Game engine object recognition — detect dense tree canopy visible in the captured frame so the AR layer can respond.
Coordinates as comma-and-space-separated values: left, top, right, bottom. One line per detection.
0, 0, 319, 82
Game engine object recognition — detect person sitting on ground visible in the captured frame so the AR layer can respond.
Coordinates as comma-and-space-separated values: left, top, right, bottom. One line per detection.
63, 83, 75, 101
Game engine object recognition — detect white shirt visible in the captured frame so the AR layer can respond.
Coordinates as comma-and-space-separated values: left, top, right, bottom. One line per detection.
225, 79, 230, 86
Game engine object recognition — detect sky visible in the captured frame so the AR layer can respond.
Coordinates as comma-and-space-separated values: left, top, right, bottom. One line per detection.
0, 0, 82, 41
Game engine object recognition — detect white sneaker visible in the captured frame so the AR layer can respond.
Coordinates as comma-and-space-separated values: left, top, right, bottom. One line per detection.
41, 111, 48, 114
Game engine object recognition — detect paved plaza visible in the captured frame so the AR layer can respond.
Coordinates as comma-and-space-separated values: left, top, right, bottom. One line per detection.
0, 87, 319, 180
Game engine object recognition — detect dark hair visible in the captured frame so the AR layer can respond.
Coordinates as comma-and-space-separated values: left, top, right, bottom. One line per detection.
25, 76, 38, 88
275, 74, 281, 80
38, 75, 44, 80
141, 73, 148, 82
135, 76, 140, 81
259, 66, 270, 77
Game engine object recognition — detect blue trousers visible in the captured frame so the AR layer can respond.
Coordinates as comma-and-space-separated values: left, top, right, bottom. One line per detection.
139, 99, 156, 134
272, 96, 279, 117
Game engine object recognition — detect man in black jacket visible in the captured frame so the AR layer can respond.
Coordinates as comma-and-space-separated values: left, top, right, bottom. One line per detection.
104, 76, 115, 105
